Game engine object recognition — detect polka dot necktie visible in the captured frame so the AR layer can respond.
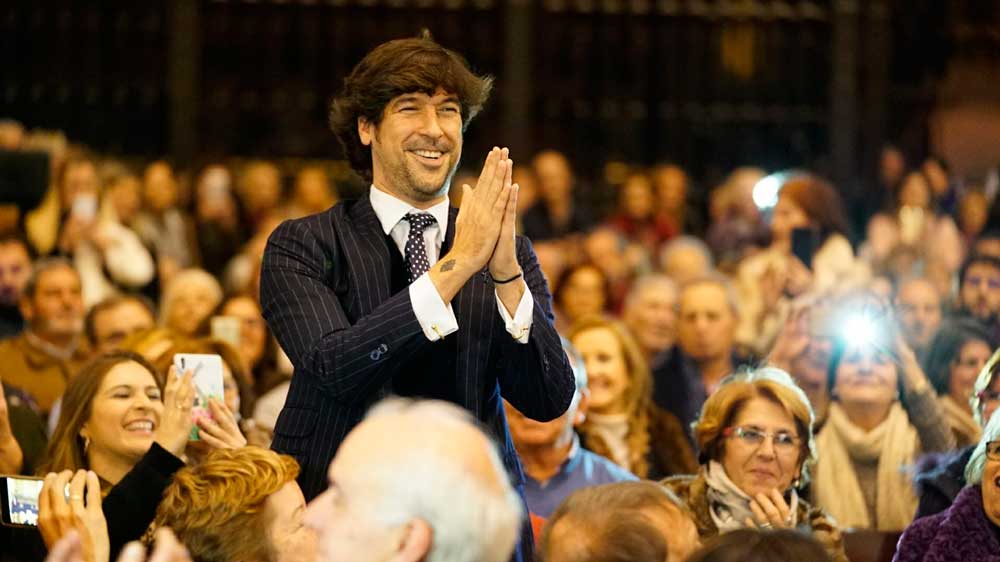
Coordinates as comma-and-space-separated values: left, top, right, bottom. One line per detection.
402, 213, 437, 283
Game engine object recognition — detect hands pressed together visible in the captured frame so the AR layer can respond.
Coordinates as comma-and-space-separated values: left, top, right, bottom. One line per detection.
429, 147, 524, 305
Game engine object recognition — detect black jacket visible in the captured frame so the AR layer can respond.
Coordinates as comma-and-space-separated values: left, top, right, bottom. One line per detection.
0, 443, 183, 562
914, 445, 975, 520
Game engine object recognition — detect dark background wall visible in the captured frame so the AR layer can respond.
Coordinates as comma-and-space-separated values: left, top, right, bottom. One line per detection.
2, 0, 989, 195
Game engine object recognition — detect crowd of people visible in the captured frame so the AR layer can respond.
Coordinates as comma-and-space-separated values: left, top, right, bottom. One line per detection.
3, 34, 1000, 562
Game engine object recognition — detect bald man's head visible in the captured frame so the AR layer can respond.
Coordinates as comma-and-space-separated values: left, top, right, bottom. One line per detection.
305, 399, 523, 562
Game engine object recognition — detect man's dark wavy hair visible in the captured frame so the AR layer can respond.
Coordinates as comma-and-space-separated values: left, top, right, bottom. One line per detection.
329, 30, 494, 183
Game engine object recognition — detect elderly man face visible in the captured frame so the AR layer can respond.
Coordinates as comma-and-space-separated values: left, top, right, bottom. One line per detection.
623, 280, 678, 359
21, 264, 84, 340
305, 403, 520, 562
896, 278, 942, 351
676, 281, 736, 364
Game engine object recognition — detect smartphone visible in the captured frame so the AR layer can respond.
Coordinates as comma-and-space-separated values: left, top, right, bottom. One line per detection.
173, 353, 225, 441
791, 227, 819, 270
210, 316, 242, 349
0, 475, 43, 527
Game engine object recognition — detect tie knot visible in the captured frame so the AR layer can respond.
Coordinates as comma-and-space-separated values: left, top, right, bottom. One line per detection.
404, 213, 436, 234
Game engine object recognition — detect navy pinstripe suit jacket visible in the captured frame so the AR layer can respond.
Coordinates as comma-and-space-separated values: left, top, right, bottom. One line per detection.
260, 196, 576, 500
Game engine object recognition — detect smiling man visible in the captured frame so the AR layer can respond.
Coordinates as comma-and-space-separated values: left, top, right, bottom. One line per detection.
260, 32, 574, 562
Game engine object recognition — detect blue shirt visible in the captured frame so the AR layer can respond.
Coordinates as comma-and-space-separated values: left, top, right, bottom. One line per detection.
523, 434, 638, 518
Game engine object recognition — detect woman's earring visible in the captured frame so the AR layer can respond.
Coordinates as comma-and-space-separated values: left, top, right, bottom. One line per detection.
83, 436, 90, 454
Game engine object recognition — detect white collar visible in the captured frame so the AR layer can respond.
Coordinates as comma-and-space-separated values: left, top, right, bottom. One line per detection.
368, 185, 450, 238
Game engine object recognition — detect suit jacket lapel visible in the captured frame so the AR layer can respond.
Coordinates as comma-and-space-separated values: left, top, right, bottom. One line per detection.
344, 197, 393, 315
447, 207, 493, 417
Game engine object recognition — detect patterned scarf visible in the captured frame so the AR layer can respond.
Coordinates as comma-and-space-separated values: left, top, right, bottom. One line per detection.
704, 460, 799, 533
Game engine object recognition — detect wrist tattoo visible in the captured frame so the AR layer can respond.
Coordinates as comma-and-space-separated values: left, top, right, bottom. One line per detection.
440, 260, 456, 272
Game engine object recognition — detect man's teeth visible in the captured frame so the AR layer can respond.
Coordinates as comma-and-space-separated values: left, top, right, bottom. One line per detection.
126, 421, 154, 431
414, 150, 442, 159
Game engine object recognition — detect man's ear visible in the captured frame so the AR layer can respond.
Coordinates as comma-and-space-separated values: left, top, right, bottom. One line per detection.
358, 117, 374, 147
391, 518, 432, 562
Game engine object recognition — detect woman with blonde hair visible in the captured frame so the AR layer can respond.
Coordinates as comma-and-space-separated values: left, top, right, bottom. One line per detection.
567, 316, 695, 479
661, 367, 846, 562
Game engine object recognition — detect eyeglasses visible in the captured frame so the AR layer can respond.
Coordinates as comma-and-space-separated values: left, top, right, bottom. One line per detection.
723, 426, 801, 453
986, 440, 1000, 461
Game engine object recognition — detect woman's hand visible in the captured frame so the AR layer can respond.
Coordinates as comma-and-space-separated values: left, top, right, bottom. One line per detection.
784, 256, 813, 297
767, 306, 811, 372
895, 335, 931, 395
38, 470, 110, 562
745, 489, 794, 530
194, 399, 246, 450
154, 367, 195, 458
0, 379, 23, 473
759, 263, 786, 311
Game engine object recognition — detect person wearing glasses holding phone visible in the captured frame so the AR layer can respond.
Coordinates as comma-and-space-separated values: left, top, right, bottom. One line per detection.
895, 408, 1000, 562
660, 368, 847, 562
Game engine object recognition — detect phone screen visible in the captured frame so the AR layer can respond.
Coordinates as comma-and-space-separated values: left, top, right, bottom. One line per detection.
1, 476, 43, 527
173, 353, 225, 441
791, 227, 819, 269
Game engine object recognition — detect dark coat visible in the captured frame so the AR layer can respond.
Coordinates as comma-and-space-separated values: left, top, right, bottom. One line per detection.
0, 443, 183, 562
913, 446, 974, 519
893, 485, 1000, 562
261, 198, 575, 562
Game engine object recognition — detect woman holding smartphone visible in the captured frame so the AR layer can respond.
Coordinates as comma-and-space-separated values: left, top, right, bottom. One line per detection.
0, 350, 244, 562
735, 175, 866, 355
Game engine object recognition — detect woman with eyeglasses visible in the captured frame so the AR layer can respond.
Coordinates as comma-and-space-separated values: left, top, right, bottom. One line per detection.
660, 367, 847, 562
894, 409, 1000, 562
915, 347, 1000, 519
811, 294, 954, 531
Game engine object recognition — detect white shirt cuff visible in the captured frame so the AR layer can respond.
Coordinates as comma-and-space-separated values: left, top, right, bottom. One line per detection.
496, 288, 533, 344
409, 272, 458, 341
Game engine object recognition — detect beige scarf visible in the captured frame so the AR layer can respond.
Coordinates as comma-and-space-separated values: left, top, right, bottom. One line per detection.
940, 395, 982, 448
813, 402, 918, 531
585, 412, 632, 470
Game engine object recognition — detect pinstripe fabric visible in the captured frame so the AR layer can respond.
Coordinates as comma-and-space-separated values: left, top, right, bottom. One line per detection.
260, 198, 576, 509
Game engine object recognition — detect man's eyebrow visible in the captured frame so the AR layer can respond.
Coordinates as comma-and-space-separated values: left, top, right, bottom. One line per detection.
392, 95, 421, 107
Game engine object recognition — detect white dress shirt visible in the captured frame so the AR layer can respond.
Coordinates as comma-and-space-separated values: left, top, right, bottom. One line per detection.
369, 186, 534, 343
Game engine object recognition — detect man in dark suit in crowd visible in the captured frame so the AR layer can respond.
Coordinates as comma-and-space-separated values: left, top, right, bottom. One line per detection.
259, 33, 575, 561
